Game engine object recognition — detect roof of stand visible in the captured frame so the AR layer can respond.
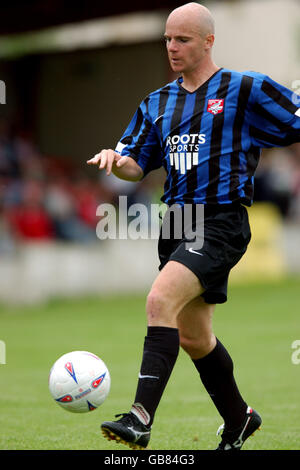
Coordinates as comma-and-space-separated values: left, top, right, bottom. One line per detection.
0, 0, 184, 35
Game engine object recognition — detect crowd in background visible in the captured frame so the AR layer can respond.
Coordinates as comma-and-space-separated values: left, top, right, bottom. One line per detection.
0, 118, 158, 254
0, 117, 300, 254
254, 144, 300, 220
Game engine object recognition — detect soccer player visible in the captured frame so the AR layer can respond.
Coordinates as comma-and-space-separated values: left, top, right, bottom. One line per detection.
87, 2, 300, 450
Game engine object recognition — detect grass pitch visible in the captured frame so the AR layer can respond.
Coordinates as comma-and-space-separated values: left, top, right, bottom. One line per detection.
0, 277, 299, 450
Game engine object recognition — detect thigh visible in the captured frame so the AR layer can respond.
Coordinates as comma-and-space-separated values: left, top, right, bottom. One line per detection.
169, 206, 251, 304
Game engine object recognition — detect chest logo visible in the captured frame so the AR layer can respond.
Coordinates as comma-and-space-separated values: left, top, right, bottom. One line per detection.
167, 133, 206, 175
207, 99, 224, 115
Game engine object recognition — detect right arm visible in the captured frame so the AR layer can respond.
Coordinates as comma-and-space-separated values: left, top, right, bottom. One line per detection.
88, 97, 162, 182
87, 149, 144, 182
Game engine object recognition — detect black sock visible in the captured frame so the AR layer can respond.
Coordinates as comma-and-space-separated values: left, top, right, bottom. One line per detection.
193, 338, 247, 430
132, 326, 179, 426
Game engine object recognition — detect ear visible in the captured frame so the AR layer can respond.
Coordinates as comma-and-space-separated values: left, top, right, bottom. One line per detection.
204, 34, 215, 50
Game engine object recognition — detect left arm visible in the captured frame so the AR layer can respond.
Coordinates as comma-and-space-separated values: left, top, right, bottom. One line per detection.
249, 74, 300, 148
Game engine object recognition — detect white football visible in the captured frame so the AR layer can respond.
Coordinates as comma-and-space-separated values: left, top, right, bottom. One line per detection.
49, 351, 111, 413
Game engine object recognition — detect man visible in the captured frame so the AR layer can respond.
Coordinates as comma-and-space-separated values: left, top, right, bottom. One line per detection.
87, 2, 300, 450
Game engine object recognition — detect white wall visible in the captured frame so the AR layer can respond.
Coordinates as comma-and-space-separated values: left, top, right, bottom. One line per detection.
210, 0, 300, 85
0, 218, 299, 304
0, 239, 158, 304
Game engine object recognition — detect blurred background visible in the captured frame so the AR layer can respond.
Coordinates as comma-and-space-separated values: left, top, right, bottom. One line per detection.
0, 0, 299, 303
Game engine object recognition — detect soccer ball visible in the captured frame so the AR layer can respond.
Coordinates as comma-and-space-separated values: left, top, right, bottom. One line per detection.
49, 351, 111, 413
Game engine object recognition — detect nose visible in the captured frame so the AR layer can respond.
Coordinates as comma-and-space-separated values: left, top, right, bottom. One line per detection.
167, 38, 179, 53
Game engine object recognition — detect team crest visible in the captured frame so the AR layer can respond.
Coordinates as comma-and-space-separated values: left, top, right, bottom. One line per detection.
207, 99, 224, 115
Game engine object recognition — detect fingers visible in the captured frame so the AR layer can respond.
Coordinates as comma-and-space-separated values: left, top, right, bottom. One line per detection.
86, 154, 101, 165
116, 156, 129, 168
87, 149, 122, 175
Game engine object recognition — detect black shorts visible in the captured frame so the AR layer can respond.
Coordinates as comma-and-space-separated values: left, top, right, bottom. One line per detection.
158, 204, 251, 304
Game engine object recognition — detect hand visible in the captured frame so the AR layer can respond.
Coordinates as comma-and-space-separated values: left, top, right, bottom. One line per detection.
87, 149, 129, 176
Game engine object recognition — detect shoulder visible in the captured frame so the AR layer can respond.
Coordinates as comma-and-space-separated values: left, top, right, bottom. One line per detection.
222, 68, 268, 85
224, 69, 274, 104
139, 80, 178, 119
146, 79, 178, 100
240, 71, 289, 100
241, 70, 270, 86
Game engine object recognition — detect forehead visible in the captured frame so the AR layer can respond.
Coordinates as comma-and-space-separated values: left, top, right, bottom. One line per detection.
165, 14, 201, 37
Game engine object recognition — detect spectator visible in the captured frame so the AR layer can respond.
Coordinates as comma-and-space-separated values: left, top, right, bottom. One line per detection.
0, 118, 20, 178
7, 178, 54, 241
44, 174, 97, 242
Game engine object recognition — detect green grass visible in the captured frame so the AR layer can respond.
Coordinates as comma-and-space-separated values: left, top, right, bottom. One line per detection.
0, 277, 299, 450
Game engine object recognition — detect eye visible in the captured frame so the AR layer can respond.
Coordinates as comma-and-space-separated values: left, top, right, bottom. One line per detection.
163, 36, 189, 45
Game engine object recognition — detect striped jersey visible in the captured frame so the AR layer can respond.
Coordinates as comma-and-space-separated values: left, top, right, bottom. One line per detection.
115, 68, 300, 207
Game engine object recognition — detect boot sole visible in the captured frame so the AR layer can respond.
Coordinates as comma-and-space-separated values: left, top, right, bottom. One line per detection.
101, 427, 147, 450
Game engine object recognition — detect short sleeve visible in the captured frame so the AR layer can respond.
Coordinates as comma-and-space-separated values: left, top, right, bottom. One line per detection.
115, 99, 162, 177
249, 74, 300, 148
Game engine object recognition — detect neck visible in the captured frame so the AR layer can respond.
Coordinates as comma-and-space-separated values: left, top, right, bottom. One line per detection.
181, 60, 220, 92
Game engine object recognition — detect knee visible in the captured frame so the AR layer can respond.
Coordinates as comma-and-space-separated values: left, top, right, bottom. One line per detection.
180, 333, 216, 359
146, 288, 174, 325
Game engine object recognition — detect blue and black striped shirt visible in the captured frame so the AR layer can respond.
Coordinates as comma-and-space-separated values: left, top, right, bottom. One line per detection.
115, 68, 300, 206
